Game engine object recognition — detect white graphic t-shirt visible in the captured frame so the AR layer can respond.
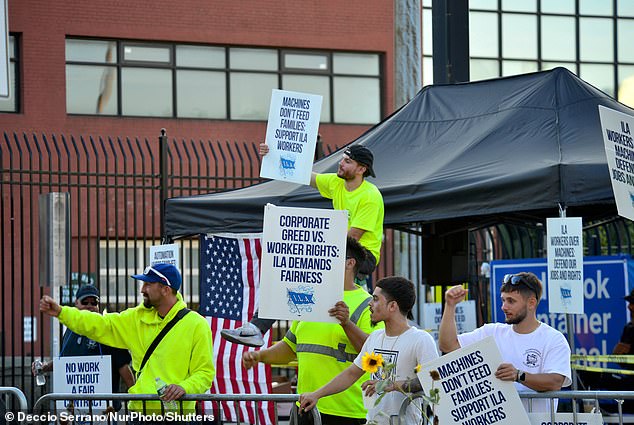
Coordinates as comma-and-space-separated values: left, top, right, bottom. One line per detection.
353, 327, 439, 425
458, 322, 572, 412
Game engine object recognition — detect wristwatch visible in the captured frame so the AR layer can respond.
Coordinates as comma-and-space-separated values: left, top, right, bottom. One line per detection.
516, 369, 526, 382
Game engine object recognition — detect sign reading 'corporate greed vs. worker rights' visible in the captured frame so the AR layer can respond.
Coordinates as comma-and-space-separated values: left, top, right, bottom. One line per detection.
259, 204, 347, 322
261, 89, 323, 185
418, 337, 529, 425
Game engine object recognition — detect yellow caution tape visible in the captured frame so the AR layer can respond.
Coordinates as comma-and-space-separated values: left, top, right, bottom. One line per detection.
571, 363, 634, 375
571, 354, 634, 364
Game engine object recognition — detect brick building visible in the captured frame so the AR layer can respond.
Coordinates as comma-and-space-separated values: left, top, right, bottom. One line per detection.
0, 0, 411, 399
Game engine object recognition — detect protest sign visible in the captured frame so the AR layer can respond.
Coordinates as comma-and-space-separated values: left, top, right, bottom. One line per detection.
546, 217, 583, 313
421, 300, 477, 342
599, 105, 634, 221
149, 243, 179, 267
418, 337, 529, 425
259, 204, 347, 322
260, 89, 323, 185
53, 355, 112, 412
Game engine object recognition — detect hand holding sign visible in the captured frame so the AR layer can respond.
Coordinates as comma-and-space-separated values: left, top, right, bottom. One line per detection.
418, 337, 530, 425
260, 90, 323, 185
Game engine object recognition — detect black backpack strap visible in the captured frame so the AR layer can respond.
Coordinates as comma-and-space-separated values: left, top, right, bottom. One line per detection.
349, 296, 372, 325
139, 308, 191, 373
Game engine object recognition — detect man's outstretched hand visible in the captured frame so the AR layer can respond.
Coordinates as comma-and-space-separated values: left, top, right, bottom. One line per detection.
40, 295, 62, 317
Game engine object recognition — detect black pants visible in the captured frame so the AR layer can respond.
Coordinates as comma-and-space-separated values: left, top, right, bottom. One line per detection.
297, 411, 365, 425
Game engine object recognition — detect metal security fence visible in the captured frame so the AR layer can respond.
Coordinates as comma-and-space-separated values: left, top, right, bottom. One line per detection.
0, 130, 346, 407
30, 393, 321, 425
3, 129, 634, 411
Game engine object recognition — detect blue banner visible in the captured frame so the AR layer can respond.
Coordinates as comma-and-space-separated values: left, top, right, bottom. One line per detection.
490, 256, 632, 361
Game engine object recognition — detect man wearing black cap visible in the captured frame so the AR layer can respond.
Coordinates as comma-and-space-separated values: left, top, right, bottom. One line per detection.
310, 144, 383, 280
32, 285, 135, 400
39, 264, 215, 413
222, 142, 385, 347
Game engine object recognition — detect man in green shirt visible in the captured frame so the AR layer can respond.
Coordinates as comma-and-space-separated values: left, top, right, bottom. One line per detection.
222, 143, 384, 347
242, 237, 382, 425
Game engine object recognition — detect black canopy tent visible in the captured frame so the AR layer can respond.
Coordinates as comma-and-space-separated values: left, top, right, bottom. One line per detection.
165, 68, 633, 240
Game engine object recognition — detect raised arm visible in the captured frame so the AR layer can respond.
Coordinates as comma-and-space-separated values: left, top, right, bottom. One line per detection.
438, 285, 467, 353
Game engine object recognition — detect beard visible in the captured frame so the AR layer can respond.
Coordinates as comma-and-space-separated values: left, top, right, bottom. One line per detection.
504, 308, 527, 325
337, 168, 354, 180
143, 298, 152, 308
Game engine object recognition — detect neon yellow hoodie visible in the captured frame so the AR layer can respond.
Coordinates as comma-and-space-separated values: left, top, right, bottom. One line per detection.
58, 293, 215, 412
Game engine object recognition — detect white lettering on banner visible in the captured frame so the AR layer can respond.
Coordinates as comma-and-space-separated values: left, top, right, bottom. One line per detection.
492, 256, 631, 374
584, 270, 609, 299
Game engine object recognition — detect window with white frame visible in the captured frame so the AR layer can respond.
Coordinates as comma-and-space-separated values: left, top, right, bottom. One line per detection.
0, 35, 18, 113
65, 38, 383, 124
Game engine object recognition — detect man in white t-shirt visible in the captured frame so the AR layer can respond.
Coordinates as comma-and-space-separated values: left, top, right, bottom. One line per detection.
438, 272, 572, 412
299, 276, 439, 425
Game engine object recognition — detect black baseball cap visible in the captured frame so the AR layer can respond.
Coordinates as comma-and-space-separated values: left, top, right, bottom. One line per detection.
343, 145, 376, 178
75, 285, 100, 302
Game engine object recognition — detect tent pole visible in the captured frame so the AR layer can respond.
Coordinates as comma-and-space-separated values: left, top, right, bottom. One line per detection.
559, 205, 579, 393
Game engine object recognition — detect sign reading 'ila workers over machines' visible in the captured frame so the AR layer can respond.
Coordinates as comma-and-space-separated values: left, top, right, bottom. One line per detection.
546, 217, 583, 314
599, 105, 634, 221
261, 89, 323, 185
259, 204, 347, 322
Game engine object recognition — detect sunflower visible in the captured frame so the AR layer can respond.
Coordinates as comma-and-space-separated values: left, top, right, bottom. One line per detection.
414, 364, 421, 373
361, 352, 384, 373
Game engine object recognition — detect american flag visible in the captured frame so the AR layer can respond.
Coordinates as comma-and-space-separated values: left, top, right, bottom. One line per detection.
200, 234, 276, 425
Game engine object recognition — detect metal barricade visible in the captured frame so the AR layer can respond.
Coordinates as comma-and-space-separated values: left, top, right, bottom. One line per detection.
391, 390, 634, 425
0, 387, 28, 423
31, 393, 320, 425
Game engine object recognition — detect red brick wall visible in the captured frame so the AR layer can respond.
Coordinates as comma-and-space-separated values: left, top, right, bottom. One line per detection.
3, 0, 395, 144
1, 0, 399, 359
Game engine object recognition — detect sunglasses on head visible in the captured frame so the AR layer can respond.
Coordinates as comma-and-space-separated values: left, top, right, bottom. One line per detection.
143, 266, 173, 288
80, 299, 99, 306
503, 274, 538, 297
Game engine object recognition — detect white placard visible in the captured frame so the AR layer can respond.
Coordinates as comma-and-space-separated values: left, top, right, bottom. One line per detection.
24, 316, 36, 342
0, 0, 8, 98
259, 204, 347, 322
547, 217, 584, 314
528, 412, 604, 425
53, 355, 112, 413
422, 301, 477, 342
260, 89, 323, 185
599, 105, 634, 221
149, 243, 179, 267
418, 337, 530, 425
